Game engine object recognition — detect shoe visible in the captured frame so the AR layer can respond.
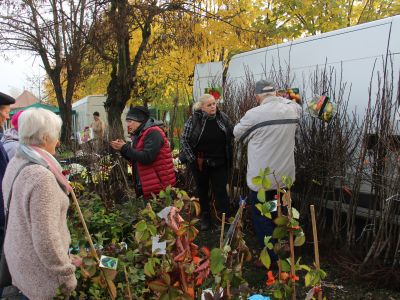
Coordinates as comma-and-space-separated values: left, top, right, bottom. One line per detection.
201, 213, 211, 231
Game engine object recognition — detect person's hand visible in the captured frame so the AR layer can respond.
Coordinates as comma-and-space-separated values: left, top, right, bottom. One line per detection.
110, 139, 126, 151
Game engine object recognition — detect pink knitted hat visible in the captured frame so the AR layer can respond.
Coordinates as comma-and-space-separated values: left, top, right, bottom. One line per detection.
11, 110, 24, 131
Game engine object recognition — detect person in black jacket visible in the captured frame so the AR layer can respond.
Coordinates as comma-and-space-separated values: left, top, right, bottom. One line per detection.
180, 94, 233, 230
0, 92, 16, 296
0, 92, 16, 248
110, 106, 175, 198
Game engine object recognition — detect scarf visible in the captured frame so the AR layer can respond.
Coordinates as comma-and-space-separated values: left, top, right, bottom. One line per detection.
18, 144, 73, 195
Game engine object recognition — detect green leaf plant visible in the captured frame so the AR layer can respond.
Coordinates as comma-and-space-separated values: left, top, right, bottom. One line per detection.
253, 167, 327, 300
203, 200, 252, 300
134, 187, 211, 299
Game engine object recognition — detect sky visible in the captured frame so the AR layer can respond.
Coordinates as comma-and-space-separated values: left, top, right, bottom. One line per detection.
0, 51, 42, 98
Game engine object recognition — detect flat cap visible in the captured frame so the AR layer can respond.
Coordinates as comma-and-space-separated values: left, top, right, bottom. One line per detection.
0, 92, 16, 105
255, 80, 276, 94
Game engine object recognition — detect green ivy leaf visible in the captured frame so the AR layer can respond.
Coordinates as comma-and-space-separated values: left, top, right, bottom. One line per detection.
272, 226, 288, 239
291, 207, 300, 219
274, 216, 289, 226
294, 231, 306, 247
281, 259, 291, 272
144, 260, 155, 277
300, 264, 311, 272
294, 234, 305, 247
262, 176, 271, 190
135, 220, 147, 232
210, 248, 226, 275
260, 248, 271, 269
273, 289, 282, 299
147, 225, 157, 236
282, 176, 293, 189
318, 268, 327, 279
255, 203, 263, 214
305, 273, 312, 287
252, 176, 262, 186
257, 188, 266, 202
264, 167, 271, 175
264, 236, 272, 247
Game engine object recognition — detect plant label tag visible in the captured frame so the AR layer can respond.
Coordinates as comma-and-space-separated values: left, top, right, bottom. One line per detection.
152, 235, 166, 255
99, 255, 118, 270
157, 206, 172, 222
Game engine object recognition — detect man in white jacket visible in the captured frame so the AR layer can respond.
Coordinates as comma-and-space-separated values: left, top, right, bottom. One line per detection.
233, 80, 301, 258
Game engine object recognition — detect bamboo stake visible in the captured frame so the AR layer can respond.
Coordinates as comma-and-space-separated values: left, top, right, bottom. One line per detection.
124, 266, 132, 300
70, 190, 115, 299
220, 213, 226, 248
273, 173, 283, 277
70, 190, 99, 261
310, 205, 323, 300
277, 191, 282, 277
287, 191, 296, 300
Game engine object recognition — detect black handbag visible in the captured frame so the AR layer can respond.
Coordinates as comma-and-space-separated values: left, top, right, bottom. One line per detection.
0, 162, 34, 288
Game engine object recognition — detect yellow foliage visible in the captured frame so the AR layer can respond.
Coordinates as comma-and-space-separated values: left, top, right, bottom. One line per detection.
44, 0, 400, 106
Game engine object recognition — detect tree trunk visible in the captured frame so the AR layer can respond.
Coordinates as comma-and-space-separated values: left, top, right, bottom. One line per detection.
51, 71, 73, 147
59, 103, 73, 147
105, 0, 132, 140
105, 63, 130, 140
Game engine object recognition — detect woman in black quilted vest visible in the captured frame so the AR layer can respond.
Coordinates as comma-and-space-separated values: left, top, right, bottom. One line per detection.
180, 94, 233, 230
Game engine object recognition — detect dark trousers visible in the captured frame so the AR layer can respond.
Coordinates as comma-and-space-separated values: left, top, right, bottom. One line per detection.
250, 190, 278, 261
190, 163, 230, 216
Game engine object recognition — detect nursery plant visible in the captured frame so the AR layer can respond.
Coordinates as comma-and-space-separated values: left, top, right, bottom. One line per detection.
253, 167, 327, 300
202, 201, 252, 300
134, 186, 212, 300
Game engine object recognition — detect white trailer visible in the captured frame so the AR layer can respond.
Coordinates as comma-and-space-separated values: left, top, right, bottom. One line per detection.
193, 61, 224, 102
72, 95, 129, 138
194, 15, 400, 117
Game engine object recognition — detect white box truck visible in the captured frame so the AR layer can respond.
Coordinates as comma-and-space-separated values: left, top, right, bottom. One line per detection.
194, 15, 400, 117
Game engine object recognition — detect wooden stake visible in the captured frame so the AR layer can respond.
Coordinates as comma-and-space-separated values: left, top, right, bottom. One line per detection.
310, 205, 323, 300
277, 191, 282, 277
124, 266, 132, 300
70, 190, 99, 261
220, 213, 226, 248
287, 191, 296, 300
71, 190, 115, 299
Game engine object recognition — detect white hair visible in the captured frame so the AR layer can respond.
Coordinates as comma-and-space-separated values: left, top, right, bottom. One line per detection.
19, 108, 62, 146
193, 93, 215, 111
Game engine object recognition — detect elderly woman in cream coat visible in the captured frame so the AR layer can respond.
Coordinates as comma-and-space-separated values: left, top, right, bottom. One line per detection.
2, 108, 76, 299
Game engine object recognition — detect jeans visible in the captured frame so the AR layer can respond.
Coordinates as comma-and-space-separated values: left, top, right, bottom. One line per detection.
190, 163, 230, 217
250, 190, 278, 262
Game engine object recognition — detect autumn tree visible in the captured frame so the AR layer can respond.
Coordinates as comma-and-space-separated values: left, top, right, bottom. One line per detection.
0, 0, 104, 145
254, 0, 400, 38
74, 0, 400, 129
85, 0, 183, 138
